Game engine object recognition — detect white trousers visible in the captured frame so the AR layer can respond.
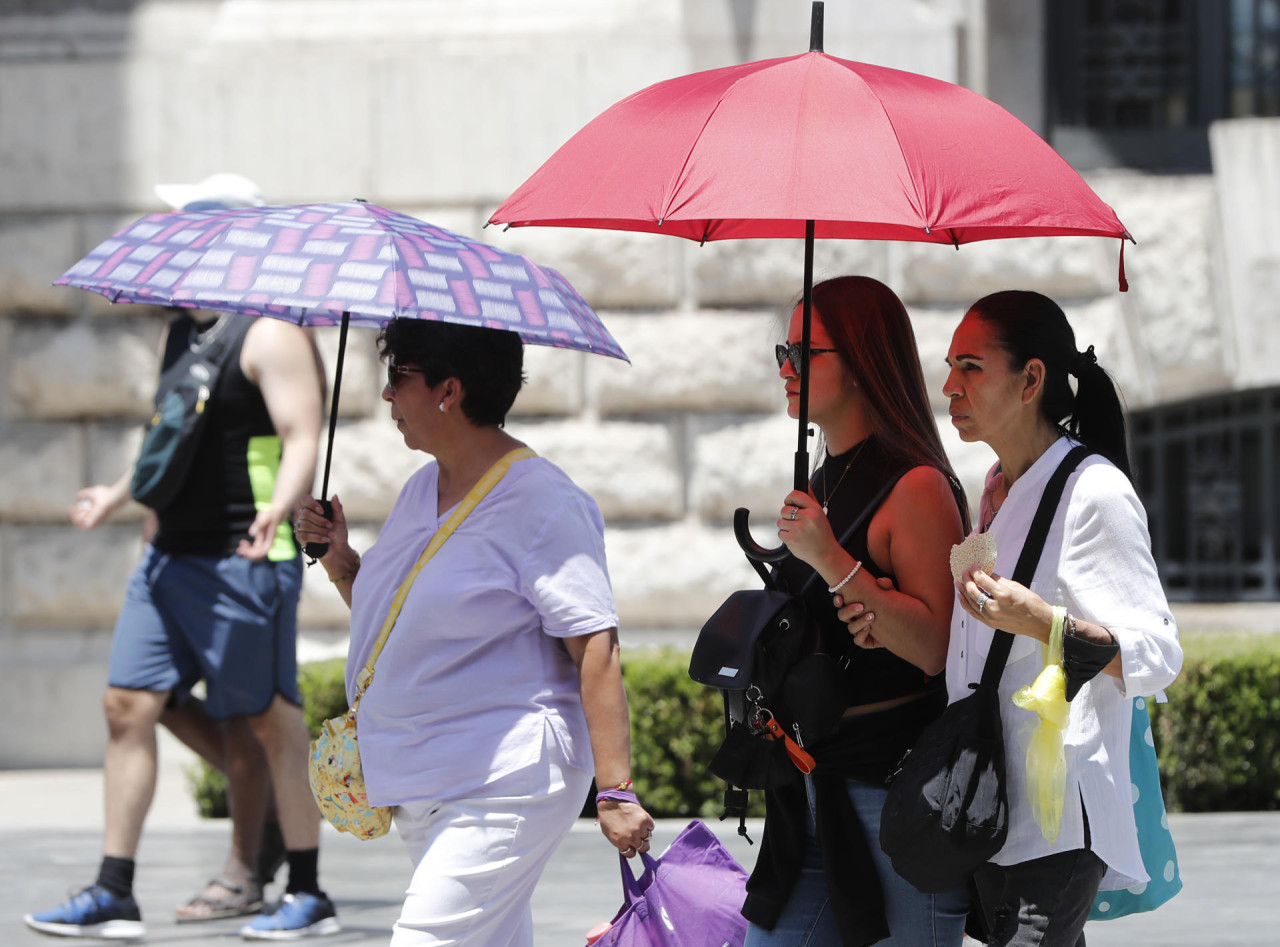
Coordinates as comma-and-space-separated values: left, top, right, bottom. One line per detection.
389, 733, 592, 947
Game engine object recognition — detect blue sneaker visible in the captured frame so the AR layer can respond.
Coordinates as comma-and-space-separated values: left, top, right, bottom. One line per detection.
239, 892, 340, 940
23, 884, 146, 941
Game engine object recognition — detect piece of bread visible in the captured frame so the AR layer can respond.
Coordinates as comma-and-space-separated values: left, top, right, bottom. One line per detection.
950, 532, 998, 584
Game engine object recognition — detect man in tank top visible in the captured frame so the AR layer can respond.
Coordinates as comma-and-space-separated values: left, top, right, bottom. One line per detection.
24, 176, 339, 941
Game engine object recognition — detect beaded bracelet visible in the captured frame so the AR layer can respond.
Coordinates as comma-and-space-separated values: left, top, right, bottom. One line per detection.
328, 553, 361, 585
827, 560, 863, 594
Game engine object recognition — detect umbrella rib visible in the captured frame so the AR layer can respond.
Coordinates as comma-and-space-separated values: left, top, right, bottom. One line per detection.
843, 67, 934, 234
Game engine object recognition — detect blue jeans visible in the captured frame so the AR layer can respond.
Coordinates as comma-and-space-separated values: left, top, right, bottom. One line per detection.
745, 777, 969, 947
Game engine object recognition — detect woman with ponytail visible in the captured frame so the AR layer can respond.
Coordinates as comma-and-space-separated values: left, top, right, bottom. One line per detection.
932, 290, 1183, 945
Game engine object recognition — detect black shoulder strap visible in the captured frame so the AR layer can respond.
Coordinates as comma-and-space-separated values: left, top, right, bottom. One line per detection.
154, 312, 250, 402
979, 445, 1091, 690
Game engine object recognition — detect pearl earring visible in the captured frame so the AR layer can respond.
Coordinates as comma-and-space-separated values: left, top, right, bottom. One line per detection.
438, 403, 446, 413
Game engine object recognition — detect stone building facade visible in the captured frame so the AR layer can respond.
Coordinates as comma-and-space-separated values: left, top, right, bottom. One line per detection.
1, 0, 1276, 766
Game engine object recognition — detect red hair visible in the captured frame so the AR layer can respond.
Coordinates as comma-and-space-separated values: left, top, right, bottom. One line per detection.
809, 276, 969, 529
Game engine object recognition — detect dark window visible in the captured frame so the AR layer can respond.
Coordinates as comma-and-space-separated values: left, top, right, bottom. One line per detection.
1047, 0, 1280, 171
1131, 388, 1278, 601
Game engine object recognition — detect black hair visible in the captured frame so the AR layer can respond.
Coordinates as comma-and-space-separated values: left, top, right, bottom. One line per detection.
967, 290, 1131, 478
377, 319, 524, 427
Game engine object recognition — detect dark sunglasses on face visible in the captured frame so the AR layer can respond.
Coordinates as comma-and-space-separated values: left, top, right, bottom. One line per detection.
775, 343, 838, 371
386, 361, 425, 389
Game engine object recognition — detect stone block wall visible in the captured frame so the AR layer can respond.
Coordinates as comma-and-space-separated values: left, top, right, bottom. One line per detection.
1, 0, 1274, 766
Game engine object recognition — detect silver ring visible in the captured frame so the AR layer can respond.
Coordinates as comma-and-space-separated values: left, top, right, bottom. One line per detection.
975, 590, 990, 613
789, 507, 798, 520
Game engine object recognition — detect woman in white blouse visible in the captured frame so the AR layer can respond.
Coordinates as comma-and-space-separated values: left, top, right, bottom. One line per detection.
938, 291, 1182, 946
294, 318, 653, 946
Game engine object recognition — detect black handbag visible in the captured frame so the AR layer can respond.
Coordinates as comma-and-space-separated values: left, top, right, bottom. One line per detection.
878, 446, 1090, 894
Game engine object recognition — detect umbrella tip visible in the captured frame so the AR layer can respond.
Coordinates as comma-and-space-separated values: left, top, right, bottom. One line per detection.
809, 2, 824, 53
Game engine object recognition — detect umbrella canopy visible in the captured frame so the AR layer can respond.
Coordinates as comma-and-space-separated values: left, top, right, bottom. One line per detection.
489, 1, 1129, 561
488, 49, 1128, 249
56, 200, 627, 557
57, 200, 627, 361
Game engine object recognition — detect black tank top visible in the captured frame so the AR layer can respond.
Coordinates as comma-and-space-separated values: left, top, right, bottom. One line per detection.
152, 313, 298, 559
775, 434, 941, 708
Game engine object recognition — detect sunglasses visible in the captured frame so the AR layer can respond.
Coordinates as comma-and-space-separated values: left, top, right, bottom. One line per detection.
386, 361, 425, 389
775, 343, 838, 372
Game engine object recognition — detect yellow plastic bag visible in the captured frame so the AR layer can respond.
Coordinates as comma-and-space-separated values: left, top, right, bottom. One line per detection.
1011, 606, 1069, 842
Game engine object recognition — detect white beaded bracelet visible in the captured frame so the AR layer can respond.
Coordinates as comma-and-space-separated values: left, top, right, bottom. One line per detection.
828, 560, 863, 594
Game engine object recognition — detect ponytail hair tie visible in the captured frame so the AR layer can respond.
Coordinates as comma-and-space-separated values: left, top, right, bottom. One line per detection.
1069, 344, 1097, 377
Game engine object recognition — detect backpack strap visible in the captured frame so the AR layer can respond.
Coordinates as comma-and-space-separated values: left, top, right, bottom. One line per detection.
979, 445, 1092, 691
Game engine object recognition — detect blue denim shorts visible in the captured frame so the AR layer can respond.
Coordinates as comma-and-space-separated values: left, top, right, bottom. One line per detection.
107, 545, 303, 719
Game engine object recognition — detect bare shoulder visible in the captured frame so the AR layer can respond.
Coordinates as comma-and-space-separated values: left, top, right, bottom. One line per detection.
887, 465, 959, 510
868, 464, 963, 547
244, 316, 311, 351
241, 317, 320, 379
878, 465, 964, 539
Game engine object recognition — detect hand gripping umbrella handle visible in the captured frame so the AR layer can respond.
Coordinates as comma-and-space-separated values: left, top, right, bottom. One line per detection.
303, 498, 333, 560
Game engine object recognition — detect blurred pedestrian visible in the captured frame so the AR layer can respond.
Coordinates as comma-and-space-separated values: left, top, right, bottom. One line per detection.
24, 175, 339, 940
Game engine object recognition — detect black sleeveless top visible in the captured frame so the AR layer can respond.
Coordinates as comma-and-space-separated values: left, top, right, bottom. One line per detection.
775, 434, 940, 708
743, 435, 956, 945
152, 313, 298, 559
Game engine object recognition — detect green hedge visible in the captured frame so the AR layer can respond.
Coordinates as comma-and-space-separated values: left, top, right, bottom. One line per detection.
189, 635, 1280, 818
1151, 632, 1280, 812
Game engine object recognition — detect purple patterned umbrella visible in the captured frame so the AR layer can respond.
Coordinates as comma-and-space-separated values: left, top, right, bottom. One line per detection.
55, 200, 626, 556
55, 200, 627, 360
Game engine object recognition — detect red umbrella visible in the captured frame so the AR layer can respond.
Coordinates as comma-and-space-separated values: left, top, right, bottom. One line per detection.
490, 2, 1131, 559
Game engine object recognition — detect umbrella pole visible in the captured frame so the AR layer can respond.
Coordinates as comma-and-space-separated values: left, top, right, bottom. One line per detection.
795, 219, 815, 491
733, 220, 817, 564
303, 311, 349, 561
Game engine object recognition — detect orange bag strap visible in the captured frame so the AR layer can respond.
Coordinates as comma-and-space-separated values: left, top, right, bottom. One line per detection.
350, 446, 536, 709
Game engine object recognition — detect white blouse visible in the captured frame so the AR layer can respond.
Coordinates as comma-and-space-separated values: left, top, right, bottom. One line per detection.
945, 436, 1183, 889
346, 455, 618, 807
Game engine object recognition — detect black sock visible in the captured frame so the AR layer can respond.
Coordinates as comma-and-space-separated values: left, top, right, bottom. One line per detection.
95, 856, 135, 899
284, 848, 321, 896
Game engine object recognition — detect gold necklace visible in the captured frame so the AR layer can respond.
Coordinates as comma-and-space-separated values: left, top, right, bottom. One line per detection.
819, 438, 869, 515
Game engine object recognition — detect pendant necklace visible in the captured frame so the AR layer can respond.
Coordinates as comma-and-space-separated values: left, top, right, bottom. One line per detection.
819, 438, 869, 515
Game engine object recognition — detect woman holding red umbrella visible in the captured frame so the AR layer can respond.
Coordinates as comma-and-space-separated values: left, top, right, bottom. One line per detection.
745, 276, 971, 946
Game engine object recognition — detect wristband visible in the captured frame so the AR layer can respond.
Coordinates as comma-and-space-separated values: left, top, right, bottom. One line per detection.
828, 560, 863, 594
595, 788, 639, 806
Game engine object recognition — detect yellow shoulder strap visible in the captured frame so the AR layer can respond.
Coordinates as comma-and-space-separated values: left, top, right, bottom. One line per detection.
351, 446, 536, 706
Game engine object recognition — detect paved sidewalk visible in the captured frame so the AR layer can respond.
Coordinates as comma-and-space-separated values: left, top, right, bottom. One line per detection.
2, 762, 1276, 945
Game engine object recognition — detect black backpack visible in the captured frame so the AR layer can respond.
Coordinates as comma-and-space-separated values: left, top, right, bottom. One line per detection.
130, 313, 249, 511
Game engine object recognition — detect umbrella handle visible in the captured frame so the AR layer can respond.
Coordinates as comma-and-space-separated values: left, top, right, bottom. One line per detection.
303, 498, 332, 560
734, 508, 791, 564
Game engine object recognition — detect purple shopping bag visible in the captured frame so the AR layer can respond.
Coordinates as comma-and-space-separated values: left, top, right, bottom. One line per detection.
595, 820, 749, 947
